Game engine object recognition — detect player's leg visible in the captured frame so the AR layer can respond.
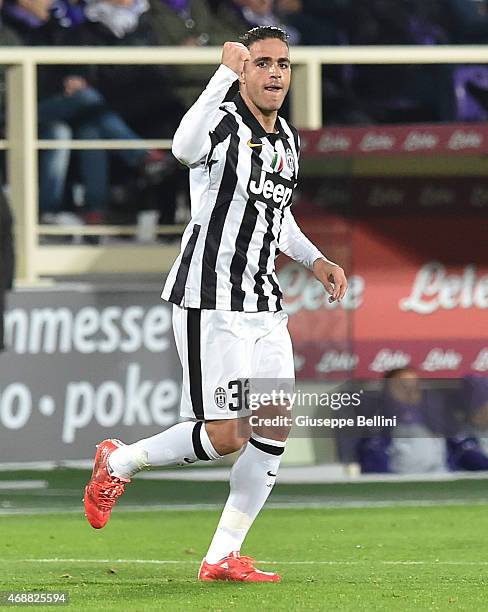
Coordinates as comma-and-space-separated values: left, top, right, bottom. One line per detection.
83, 306, 252, 528
200, 311, 294, 582
107, 305, 252, 475
38, 121, 72, 218
108, 417, 249, 478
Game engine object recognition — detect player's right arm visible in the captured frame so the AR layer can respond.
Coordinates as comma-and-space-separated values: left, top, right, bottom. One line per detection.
171, 42, 250, 167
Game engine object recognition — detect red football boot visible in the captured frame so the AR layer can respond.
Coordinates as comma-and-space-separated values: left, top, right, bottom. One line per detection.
198, 551, 281, 582
83, 439, 129, 529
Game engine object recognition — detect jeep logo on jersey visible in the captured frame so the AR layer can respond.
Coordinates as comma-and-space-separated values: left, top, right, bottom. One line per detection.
214, 387, 227, 408
248, 171, 294, 208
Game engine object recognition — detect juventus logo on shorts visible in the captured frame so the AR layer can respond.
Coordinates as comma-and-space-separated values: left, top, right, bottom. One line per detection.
214, 387, 227, 408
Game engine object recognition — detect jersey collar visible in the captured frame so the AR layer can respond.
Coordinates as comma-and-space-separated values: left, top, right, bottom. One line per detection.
233, 93, 288, 142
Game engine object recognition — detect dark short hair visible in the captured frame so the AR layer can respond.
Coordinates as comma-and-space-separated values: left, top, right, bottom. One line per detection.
239, 26, 289, 49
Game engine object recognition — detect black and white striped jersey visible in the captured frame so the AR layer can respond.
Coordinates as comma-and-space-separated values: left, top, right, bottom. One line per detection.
162, 64, 325, 312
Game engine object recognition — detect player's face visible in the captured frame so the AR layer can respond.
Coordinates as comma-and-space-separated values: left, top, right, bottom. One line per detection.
241, 38, 291, 113
388, 371, 422, 405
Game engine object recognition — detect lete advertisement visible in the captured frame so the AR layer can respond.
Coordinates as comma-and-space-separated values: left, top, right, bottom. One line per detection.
283, 210, 488, 380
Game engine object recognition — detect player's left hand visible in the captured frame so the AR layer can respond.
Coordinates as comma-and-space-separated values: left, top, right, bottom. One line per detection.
313, 258, 348, 303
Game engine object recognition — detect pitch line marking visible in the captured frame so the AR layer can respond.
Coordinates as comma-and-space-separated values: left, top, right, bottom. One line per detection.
0, 481, 48, 491
2, 498, 488, 516
1, 559, 488, 566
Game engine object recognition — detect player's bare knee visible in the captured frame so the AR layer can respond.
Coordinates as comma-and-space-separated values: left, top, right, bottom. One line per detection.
253, 424, 290, 443
205, 418, 250, 456
252, 402, 292, 442
216, 438, 246, 455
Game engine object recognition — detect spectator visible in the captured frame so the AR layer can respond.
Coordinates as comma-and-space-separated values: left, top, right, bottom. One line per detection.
0, 0, 23, 127
445, 0, 488, 43
407, 0, 450, 45
358, 370, 488, 474
3, 0, 179, 224
447, 435, 488, 471
0, 4, 23, 213
2, 0, 56, 43
38, 78, 167, 224
441, 376, 488, 471
0, 189, 14, 352
464, 78, 488, 116
3, 0, 150, 42
51, 0, 86, 30
358, 368, 449, 474
276, 0, 347, 45
344, 0, 455, 122
67, 0, 183, 136
84, 0, 149, 39
461, 375, 488, 452
145, 0, 237, 107
384, 368, 449, 474
0, 0, 22, 46
71, 2, 187, 225
216, 0, 300, 44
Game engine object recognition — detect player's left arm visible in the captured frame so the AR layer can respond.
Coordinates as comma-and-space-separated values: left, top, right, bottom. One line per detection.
278, 207, 348, 302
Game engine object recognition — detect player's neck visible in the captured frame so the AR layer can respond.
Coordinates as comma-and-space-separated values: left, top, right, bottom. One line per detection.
241, 91, 278, 134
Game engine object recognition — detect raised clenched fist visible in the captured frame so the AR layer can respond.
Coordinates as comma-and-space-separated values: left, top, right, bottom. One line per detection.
222, 42, 251, 76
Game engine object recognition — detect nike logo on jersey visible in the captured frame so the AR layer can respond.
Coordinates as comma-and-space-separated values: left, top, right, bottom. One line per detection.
247, 139, 263, 149
267, 471, 277, 477
248, 170, 294, 208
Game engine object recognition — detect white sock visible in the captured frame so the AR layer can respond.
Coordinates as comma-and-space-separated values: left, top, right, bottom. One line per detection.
108, 421, 220, 479
205, 433, 285, 564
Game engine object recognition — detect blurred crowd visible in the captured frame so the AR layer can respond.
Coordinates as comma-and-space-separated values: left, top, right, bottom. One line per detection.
339, 369, 488, 475
1, 0, 488, 226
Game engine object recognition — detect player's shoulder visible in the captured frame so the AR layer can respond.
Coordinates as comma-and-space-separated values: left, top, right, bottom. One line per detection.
207, 105, 239, 144
218, 100, 243, 126
278, 116, 300, 155
216, 102, 240, 127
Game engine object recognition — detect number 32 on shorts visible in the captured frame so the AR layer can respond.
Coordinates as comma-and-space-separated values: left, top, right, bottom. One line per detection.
227, 378, 250, 411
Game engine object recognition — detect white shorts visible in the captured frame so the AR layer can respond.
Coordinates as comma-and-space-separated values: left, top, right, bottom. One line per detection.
172, 305, 295, 421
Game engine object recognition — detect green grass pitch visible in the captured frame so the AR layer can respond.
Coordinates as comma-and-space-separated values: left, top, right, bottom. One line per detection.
0, 470, 487, 611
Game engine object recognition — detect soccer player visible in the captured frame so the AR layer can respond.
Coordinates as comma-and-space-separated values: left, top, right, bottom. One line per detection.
84, 26, 348, 582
